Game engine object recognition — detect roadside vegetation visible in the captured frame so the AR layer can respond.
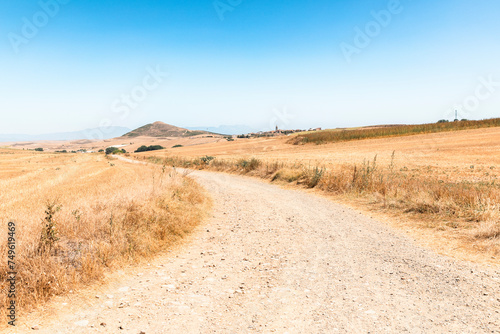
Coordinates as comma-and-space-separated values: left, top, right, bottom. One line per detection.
145, 153, 500, 257
289, 118, 500, 145
0, 151, 209, 323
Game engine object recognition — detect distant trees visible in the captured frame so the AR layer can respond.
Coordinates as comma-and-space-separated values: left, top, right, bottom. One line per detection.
105, 147, 116, 155
437, 119, 449, 123
35, 148, 44, 151
135, 145, 165, 153
105, 147, 126, 155
172, 144, 183, 148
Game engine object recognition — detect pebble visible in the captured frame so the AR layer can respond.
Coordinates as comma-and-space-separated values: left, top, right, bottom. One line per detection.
74, 320, 89, 327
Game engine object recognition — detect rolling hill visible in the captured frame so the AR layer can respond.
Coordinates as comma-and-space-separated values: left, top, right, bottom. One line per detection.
122, 121, 216, 138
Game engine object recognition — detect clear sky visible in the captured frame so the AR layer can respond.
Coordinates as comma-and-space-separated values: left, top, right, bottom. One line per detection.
1, 0, 499, 134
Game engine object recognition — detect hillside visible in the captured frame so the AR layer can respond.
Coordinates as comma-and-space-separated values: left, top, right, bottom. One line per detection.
289, 118, 500, 145
123, 121, 212, 138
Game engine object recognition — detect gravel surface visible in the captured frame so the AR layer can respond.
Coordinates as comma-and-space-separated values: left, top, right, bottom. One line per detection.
10, 169, 500, 333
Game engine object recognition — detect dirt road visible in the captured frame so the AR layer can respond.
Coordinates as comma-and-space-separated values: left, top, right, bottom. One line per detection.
12, 169, 500, 333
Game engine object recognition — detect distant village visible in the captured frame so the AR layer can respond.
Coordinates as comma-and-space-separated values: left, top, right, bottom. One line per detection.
236, 126, 322, 139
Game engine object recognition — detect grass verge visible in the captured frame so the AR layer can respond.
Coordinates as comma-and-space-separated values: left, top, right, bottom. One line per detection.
144, 154, 500, 258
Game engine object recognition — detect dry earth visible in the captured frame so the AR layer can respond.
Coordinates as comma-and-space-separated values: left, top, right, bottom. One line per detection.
6, 169, 500, 333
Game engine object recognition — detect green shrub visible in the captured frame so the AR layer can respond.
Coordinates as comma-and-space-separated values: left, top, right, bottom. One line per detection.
105, 147, 117, 155
135, 145, 165, 153
200, 156, 215, 164
237, 158, 261, 172
306, 167, 325, 188
35, 148, 44, 152
38, 203, 61, 254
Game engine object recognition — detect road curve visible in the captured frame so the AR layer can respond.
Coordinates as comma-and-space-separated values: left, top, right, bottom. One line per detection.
15, 169, 500, 333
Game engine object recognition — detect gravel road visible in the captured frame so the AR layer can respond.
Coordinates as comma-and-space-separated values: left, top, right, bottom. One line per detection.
12, 169, 500, 333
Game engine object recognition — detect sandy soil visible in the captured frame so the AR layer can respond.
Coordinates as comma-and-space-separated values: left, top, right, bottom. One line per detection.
7, 169, 500, 333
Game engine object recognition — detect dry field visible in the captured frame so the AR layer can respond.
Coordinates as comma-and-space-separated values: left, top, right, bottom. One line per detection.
137, 127, 500, 262
0, 134, 224, 154
0, 149, 209, 324
140, 127, 500, 181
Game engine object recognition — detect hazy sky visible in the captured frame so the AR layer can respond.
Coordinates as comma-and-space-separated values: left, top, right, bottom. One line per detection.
1, 0, 499, 134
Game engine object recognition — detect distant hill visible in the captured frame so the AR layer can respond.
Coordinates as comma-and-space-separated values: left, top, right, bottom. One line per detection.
123, 121, 218, 138
0, 126, 130, 142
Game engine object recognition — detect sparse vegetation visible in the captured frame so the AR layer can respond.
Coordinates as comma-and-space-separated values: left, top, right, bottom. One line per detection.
237, 158, 261, 172
106, 147, 118, 155
105, 147, 126, 155
172, 144, 183, 148
200, 155, 215, 164
290, 118, 500, 145
38, 202, 61, 254
35, 148, 44, 151
0, 152, 209, 322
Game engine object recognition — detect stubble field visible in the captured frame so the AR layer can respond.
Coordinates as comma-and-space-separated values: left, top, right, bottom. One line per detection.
0, 149, 209, 324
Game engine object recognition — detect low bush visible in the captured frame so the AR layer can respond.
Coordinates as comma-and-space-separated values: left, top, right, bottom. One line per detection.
237, 158, 261, 172
135, 145, 165, 153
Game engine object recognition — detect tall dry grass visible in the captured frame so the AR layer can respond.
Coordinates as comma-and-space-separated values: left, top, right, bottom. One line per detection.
289, 118, 500, 145
0, 151, 209, 323
146, 154, 500, 255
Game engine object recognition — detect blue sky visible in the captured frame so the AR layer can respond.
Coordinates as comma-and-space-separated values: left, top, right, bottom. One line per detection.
1, 0, 499, 134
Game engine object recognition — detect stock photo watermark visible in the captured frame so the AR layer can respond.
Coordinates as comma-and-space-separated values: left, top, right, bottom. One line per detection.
445, 75, 499, 120
6, 222, 17, 326
340, 0, 404, 63
213, 0, 243, 21
7, 0, 71, 54
84, 65, 168, 141
269, 106, 294, 131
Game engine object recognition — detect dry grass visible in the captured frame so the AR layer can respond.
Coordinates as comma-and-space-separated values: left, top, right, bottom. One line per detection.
135, 127, 500, 262
0, 149, 209, 323
144, 152, 500, 258
289, 118, 500, 145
